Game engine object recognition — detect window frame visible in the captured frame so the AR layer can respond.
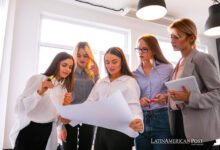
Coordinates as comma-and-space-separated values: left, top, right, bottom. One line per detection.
38, 15, 130, 77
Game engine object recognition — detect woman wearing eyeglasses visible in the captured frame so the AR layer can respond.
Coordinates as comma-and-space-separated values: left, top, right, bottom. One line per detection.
133, 35, 174, 150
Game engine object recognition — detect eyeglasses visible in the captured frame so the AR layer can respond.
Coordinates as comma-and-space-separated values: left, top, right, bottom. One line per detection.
170, 34, 183, 40
135, 48, 148, 53
170, 33, 191, 40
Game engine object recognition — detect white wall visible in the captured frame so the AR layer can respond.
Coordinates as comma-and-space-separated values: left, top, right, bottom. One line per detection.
1, 0, 218, 148
0, 0, 16, 149
199, 36, 218, 68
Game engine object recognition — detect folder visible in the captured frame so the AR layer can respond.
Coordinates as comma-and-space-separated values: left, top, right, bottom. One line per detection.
165, 76, 200, 104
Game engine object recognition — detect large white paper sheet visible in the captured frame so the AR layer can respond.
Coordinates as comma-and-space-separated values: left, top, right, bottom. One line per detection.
55, 91, 138, 137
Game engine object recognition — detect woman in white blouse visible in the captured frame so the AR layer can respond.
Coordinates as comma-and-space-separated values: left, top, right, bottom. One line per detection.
87, 47, 143, 150
10, 52, 75, 150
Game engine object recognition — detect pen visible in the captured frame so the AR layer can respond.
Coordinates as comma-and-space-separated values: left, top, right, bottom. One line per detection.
47, 75, 54, 81
149, 96, 158, 103
149, 96, 159, 107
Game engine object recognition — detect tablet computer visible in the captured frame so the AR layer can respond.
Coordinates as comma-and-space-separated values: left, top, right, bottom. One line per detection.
165, 76, 200, 103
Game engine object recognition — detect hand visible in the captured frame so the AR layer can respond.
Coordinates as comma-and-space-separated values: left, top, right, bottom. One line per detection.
129, 119, 143, 132
58, 129, 67, 142
90, 59, 99, 76
63, 92, 72, 105
140, 97, 150, 107
37, 78, 54, 96
58, 115, 71, 124
154, 94, 167, 105
167, 86, 190, 102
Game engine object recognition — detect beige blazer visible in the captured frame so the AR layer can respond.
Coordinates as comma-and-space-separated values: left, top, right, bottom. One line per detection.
168, 49, 220, 142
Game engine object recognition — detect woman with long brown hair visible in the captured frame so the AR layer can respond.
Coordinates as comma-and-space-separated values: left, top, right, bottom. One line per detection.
86, 47, 143, 150
133, 35, 174, 150
10, 52, 75, 150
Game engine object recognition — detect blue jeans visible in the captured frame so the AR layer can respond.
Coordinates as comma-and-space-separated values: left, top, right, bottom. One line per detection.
135, 107, 174, 150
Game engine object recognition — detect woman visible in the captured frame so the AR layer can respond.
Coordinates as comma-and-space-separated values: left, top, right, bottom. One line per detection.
167, 18, 220, 150
58, 42, 99, 150
10, 52, 75, 150
133, 35, 174, 150
86, 47, 143, 150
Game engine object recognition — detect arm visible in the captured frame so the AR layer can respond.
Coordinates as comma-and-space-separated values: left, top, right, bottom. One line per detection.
63, 92, 72, 105
124, 78, 143, 120
155, 83, 169, 105
15, 75, 46, 115
58, 129, 67, 142
140, 97, 151, 107
187, 54, 220, 109
155, 64, 173, 105
123, 78, 143, 132
56, 118, 67, 142
90, 58, 100, 78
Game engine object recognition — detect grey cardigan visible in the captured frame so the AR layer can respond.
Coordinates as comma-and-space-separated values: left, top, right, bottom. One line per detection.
169, 49, 220, 142
71, 67, 98, 104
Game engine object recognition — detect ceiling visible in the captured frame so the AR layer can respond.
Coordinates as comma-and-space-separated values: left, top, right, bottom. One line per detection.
59, 0, 214, 35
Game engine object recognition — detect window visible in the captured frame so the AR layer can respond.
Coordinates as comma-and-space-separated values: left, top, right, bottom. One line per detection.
159, 40, 208, 67
39, 17, 129, 78
159, 41, 181, 66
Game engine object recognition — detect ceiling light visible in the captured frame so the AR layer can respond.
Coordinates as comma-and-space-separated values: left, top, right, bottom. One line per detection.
204, 2, 220, 36
136, 0, 167, 20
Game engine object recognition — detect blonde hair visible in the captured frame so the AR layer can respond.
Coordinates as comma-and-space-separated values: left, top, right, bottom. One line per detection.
73, 42, 96, 80
169, 18, 197, 49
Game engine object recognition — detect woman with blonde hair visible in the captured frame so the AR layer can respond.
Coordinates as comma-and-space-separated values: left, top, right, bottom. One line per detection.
58, 42, 99, 150
73, 41, 98, 82
133, 35, 174, 150
167, 18, 220, 150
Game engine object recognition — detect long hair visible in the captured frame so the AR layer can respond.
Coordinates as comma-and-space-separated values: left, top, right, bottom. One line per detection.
73, 42, 96, 80
104, 47, 133, 78
139, 35, 170, 64
43, 52, 75, 92
169, 18, 197, 49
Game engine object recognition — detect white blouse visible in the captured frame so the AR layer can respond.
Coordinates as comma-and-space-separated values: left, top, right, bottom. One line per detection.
10, 74, 66, 149
87, 75, 143, 120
